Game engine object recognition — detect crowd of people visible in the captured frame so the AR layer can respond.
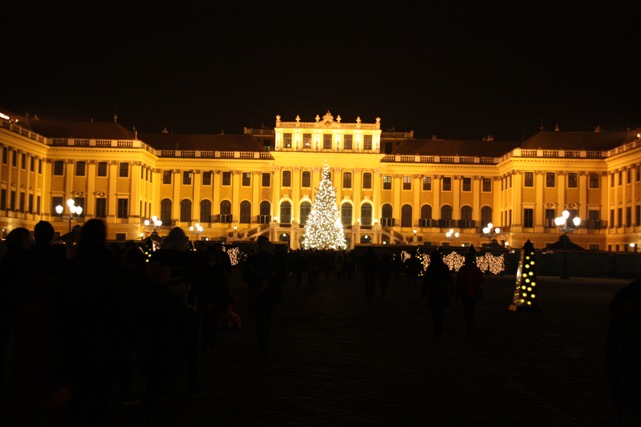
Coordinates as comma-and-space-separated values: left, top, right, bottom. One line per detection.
0, 219, 490, 426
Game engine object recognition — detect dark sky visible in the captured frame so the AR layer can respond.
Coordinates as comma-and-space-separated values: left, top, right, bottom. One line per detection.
2, 1, 641, 140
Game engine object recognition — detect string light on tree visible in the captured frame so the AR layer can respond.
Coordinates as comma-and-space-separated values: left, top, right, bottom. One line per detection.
509, 239, 541, 312
302, 164, 347, 250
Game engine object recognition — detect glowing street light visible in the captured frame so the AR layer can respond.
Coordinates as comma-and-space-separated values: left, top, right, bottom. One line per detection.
482, 222, 501, 243
189, 223, 203, 240
554, 210, 581, 279
445, 228, 459, 244
56, 198, 83, 233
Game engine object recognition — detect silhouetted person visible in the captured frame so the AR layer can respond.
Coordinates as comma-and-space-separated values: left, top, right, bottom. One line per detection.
379, 253, 393, 300
60, 219, 119, 427
421, 250, 453, 337
360, 247, 378, 300
146, 227, 201, 421
243, 236, 284, 359
12, 221, 69, 424
201, 244, 234, 353
455, 250, 484, 337
405, 250, 422, 303
0, 228, 30, 386
607, 276, 641, 426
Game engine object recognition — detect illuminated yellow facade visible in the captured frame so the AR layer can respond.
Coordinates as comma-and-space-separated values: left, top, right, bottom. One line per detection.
1, 109, 641, 251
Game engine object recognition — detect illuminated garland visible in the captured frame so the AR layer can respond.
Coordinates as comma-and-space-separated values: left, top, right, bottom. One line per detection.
401, 249, 505, 274
301, 164, 347, 250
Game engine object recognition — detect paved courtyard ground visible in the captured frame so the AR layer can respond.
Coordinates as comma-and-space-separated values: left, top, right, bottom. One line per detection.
1, 270, 630, 426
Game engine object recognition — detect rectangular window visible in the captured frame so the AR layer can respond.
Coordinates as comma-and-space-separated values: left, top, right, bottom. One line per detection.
222, 172, 231, 186
38, 159, 42, 174
344, 134, 353, 150
442, 177, 452, 191
262, 172, 271, 187
589, 173, 599, 189
242, 172, 251, 186
95, 198, 107, 218
610, 209, 615, 227
19, 192, 25, 212
30, 156, 34, 172
97, 161, 108, 177
75, 161, 86, 176
363, 135, 373, 150
117, 198, 129, 218
422, 176, 432, 191
161, 171, 171, 184
627, 168, 632, 184
626, 206, 632, 227
545, 172, 555, 187
36, 196, 41, 214
524, 172, 534, 187
201, 171, 211, 185
619, 171, 623, 186
637, 166, 641, 182
524, 208, 534, 228
363, 172, 372, 189
383, 176, 392, 190
283, 133, 292, 148
323, 134, 332, 149
545, 209, 556, 227
282, 170, 292, 187
482, 178, 492, 192
28, 194, 33, 213
21, 153, 26, 169
343, 172, 352, 189
53, 160, 64, 176
567, 172, 578, 188
0, 189, 6, 210
119, 162, 129, 178
12, 151, 16, 167
303, 133, 312, 148
183, 171, 192, 185
610, 172, 615, 187
52, 196, 63, 215
302, 171, 311, 187
636, 205, 641, 227
618, 208, 623, 227
10, 191, 15, 210
403, 176, 411, 190
2, 147, 7, 164
462, 177, 471, 191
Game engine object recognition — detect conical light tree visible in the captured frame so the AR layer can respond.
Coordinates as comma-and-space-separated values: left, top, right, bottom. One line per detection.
302, 164, 347, 250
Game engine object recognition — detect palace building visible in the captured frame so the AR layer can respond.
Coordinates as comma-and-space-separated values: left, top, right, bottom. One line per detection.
1, 108, 640, 251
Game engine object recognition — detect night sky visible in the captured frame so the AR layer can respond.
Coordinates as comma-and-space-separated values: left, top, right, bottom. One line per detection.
2, 1, 641, 141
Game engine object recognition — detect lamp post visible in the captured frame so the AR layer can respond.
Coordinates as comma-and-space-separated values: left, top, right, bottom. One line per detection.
554, 210, 581, 279
55, 198, 83, 233
482, 222, 501, 245
189, 223, 203, 241
445, 228, 459, 245
143, 216, 162, 237
412, 229, 417, 243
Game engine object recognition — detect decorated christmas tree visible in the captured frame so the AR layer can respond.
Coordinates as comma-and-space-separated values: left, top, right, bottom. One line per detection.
509, 239, 541, 311
302, 164, 347, 250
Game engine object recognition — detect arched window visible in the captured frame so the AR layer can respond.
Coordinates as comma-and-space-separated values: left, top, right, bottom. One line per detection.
220, 200, 231, 215
481, 206, 493, 226
461, 205, 473, 220
160, 198, 172, 225
341, 202, 353, 226
441, 205, 453, 220
200, 200, 212, 223
421, 204, 432, 219
180, 199, 191, 223
259, 201, 271, 224
260, 201, 271, 216
401, 204, 412, 227
280, 201, 292, 224
361, 203, 373, 226
381, 204, 393, 226
300, 201, 311, 226
240, 200, 251, 224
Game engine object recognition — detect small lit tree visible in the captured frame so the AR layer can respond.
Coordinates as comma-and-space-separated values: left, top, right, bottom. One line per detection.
509, 239, 541, 311
302, 164, 347, 250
